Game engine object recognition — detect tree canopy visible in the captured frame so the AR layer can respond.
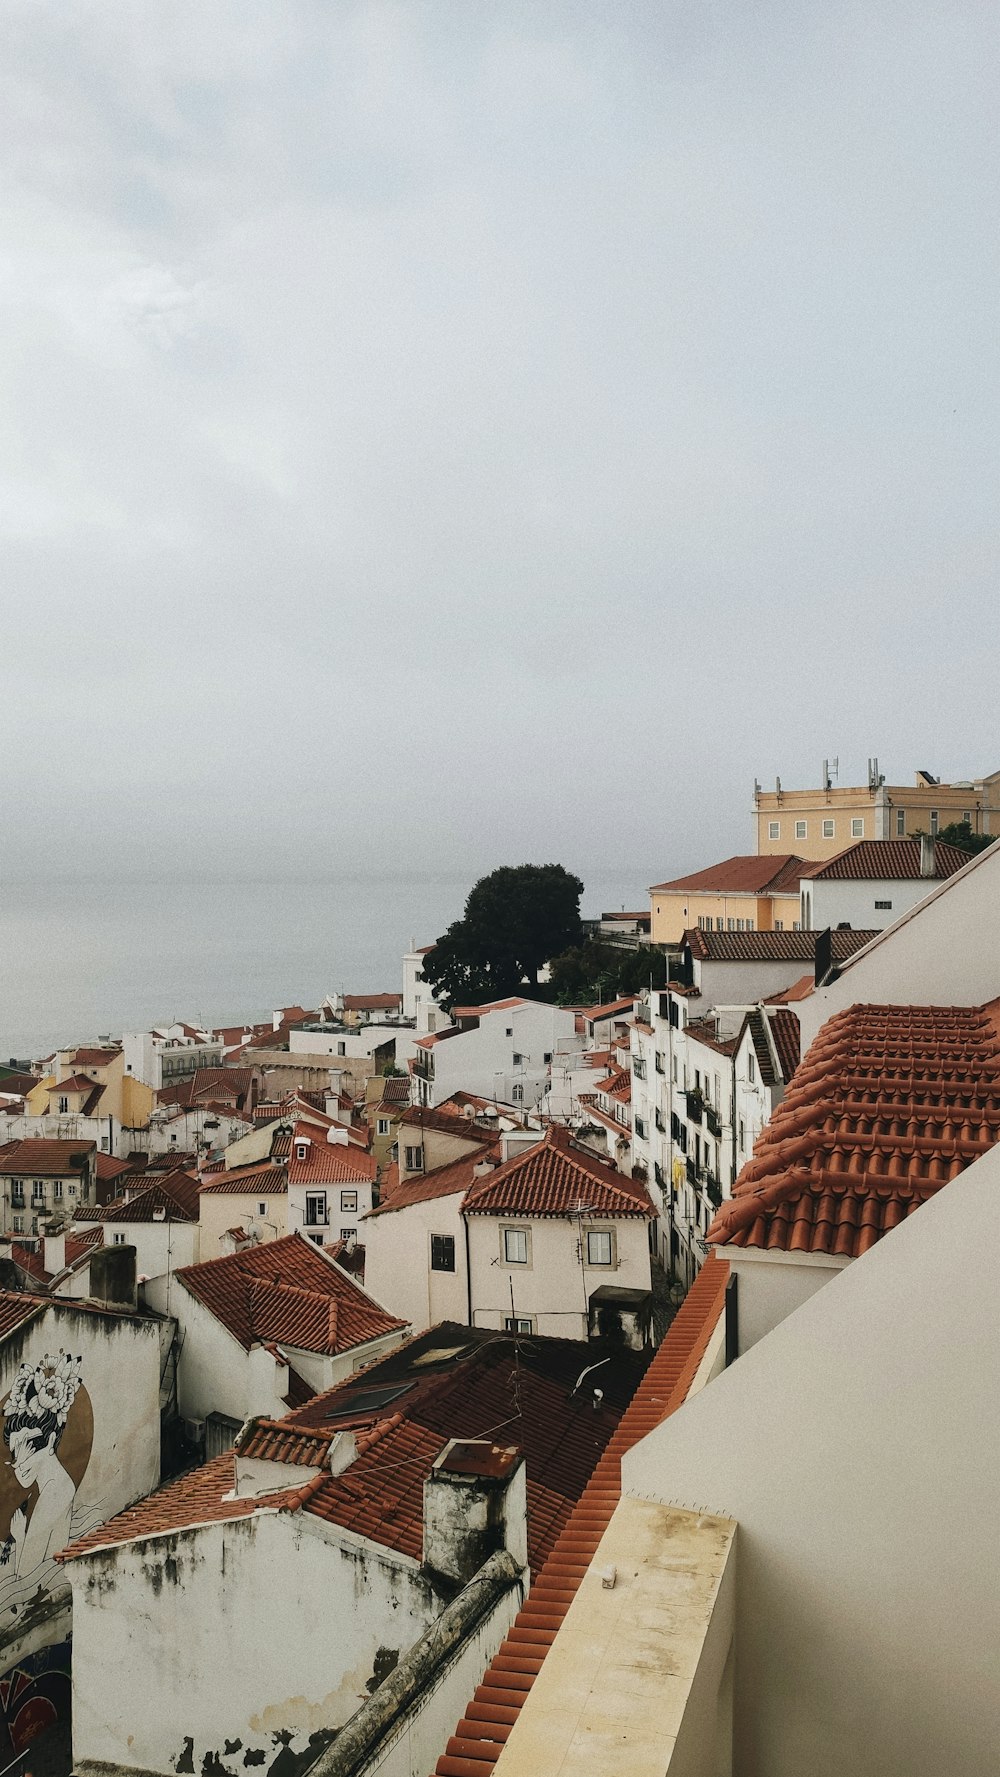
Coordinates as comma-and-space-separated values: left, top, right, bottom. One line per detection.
547, 940, 668, 1005
929, 820, 996, 856
421, 864, 584, 1010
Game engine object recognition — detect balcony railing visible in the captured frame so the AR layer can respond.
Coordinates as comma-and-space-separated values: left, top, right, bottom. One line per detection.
655, 1109, 665, 1133
686, 1157, 698, 1186
685, 1090, 703, 1126
704, 1175, 724, 1209
706, 1105, 722, 1138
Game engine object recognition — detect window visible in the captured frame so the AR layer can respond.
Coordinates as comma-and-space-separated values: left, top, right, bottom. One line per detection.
58, 1097, 68, 1114
404, 1146, 423, 1171
748, 1053, 755, 1084
505, 1027, 513, 1037
258, 1202, 267, 1217
503, 1227, 529, 1265
851, 818, 864, 838
337, 1041, 346, 1056
504, 1316, 533, 1334
340, 1228, 354, 1241
68, 1184, 76, 1197
634, 1115, 646, 1140
305, 1192, 327, 1227
896, 808, 906, 836
12, 1217, 22, 1234
963, 810, 971, 825
512, 1085, 524, 1102
793, 920, 802, 931
586, 1230, 613, 1267
340, 1190, 358, 1212
727, 918, 735, 931
875, 900, 893, 911
112, 1232, 127, 1247
309, 1234, 324, 1245
716, 918, 724, 931
53, 1181, 63, 1200
512, 1052, 524, 1066
822, 819, 835, 838
633, 1057, 646, 1080
930, 810, 939, 835
774, 920, 783, 931
376, 1118, 390, 1136
430, 1234, 455, 1272
795, 820, 807, 839
768, 821, 780, 839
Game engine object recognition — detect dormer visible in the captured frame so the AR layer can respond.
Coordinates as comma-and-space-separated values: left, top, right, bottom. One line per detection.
294, 1137, 312, 1164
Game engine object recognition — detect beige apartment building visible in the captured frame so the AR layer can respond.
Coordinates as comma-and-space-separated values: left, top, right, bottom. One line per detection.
754, 764, 1000, 859
649, 855, 804, 945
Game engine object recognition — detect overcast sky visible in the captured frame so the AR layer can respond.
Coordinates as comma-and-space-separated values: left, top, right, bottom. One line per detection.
4, 1, 998, 882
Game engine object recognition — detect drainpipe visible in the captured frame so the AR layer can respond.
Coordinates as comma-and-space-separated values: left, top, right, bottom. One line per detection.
463, 1211, 473, 1328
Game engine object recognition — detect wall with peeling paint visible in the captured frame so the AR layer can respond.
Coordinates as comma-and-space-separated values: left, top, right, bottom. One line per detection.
68, 1510, 449, 1777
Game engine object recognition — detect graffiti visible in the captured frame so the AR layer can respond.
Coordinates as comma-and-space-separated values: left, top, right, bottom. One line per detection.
0, 1354, 94, 1611
0, 1639, 71, 1760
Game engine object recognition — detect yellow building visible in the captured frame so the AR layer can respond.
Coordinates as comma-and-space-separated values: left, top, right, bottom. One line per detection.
649, 856, 804, 946
754, 766, 1000, 860
26, 1047, 153, 1129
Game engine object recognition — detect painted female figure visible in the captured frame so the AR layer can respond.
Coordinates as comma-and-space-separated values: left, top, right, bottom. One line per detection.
0, 1354, 83, 1603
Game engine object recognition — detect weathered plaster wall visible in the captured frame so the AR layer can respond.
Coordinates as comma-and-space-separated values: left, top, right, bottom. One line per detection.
69, 1512, 446, 1777
466, 1214, 651, 1341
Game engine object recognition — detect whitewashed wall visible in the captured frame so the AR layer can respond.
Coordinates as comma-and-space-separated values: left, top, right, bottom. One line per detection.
466, 1214, 652, 1341
68, 1511, 447, 1777
363, 1193, 469, 1333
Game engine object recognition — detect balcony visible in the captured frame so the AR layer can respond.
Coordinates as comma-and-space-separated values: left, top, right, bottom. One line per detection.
303, 1212, 329, 1229
655, 1109, 665, 1133
685, 1090, 703, 1126
704, 1175, 724, 1210
706, 1105, 722, 1138
686, 1157, 698, 1187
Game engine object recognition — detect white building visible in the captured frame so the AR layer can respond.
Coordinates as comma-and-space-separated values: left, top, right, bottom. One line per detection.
402, 944, 453, 1034
798, 834, 969, 931
73, 1171, 201, 1317
286, 1123, 378, 1247
411, 998, 577, 1111
122, 1026, 223, 1091
173, 1232, 409, 1437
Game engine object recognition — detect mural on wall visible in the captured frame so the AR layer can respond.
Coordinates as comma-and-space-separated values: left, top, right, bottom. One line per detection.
0, 1638, 71, 1760
0, 1353, 95, 1611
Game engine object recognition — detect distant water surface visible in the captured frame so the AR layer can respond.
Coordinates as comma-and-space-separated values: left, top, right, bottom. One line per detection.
0, 870, 651, 1060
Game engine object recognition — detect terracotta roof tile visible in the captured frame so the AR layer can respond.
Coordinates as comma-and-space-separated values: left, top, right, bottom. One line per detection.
59, 1324, 650, 1578
799, 839, 969, 882
365, 1148, 501, 1217
768, 1009, 801, 1082
198, 1164, 288, 1196
684, 927, 879, 963
174, 1233, 406, 1354
287, 1134, 377, 1186
652, 854, 805, 895
93, 1173, 200, 1224
397, 1106, 497, 1145
430, 1257, 730, 1775
463, 1128, 654, 1220
70, 1048, 120, 1068
0, 1139, 95, 1177
707, 1001, 1000, 1258
342, 994, 402, 1012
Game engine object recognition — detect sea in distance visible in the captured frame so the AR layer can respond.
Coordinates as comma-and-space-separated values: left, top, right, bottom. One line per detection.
1, 868, 655, 1062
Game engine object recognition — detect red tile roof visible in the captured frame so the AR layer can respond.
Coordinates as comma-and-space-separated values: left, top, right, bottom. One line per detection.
287, 1137, 376, 1186
174, 1233, 406, 1354
92, 1172, 200, 1224
683, 927, 880, 963
237, 1419, 331, 1466
397, 1105, 498, 1145
366, 1148, 501, 1217
0, 1139, 95, 1177
768, 1008, 801, 1082
342, 994, 402, 1012
707, 1001, 1000, 1258
47, 1074, 98, 1094
463, 1127, 655, 1220
58, 1324, 649, 1578
95, 1154, 133, 1184
430, 1257, 730, 1777
800, 839, 970, 882
651, 855, 805, 895
583, 998, 636, 1022
0, 1294, 47, 1340
199, 1164, 288, 1196
69, 1048, 120, 1068
594, 1067, 631, 1103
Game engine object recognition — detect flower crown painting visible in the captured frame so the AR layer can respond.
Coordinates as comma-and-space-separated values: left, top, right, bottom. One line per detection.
0, 1353, 94, 1611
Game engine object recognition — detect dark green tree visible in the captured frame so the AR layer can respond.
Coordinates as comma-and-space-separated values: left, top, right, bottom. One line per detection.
929, 820, 996, 856
422, 864, 585, 1010
547, 941, 668, 1005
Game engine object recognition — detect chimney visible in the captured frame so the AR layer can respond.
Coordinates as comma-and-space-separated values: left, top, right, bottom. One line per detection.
43, 1230, 66, 1276
920, 834, 936, 878
423, 1440, 528, 1588
88, 1244, 138, 1312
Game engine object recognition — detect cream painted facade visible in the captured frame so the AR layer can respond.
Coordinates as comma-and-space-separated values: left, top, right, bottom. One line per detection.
363, 1191, 470, 1333
621, 1152, 1000, 1777
754, 766, 1000, 858
466, 1212, 652, 1342
197, 1184, 288, 1258
650, 891, 800, 947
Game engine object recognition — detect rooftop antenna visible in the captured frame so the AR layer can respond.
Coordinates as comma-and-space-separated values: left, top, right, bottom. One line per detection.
823, 757, 839, 792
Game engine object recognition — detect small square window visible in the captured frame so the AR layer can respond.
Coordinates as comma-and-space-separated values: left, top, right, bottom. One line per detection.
404, 1146, 423, 1171
340, 1228, 353, 1241
431, 1234, 455, 1272
112, 1232, 127, 1247
851, 818, 864, 838
504, 1315, 533, 1334
340, 1190, 358, 1212
503, 1227, 529, 1265
586, 1230, 613, 1267
795, 820, 807, 839
768, 821, 780, 840
822, 819, 835, 838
